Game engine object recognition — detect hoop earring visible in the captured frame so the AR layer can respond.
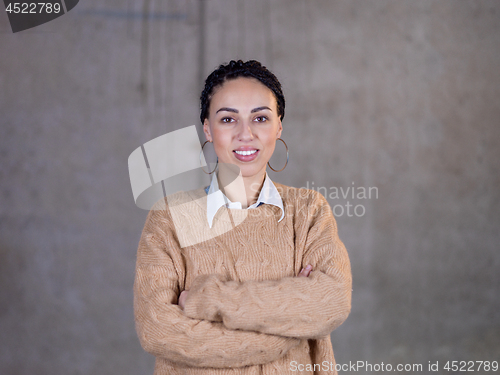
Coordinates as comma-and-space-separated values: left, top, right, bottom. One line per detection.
267, 138, 289, 172
200, 141, 218, 174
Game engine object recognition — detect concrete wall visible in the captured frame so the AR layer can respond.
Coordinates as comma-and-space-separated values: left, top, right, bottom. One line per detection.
1, 1, 499, 374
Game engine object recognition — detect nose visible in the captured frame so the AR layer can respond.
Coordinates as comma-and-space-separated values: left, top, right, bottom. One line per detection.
237, 120, 254, 142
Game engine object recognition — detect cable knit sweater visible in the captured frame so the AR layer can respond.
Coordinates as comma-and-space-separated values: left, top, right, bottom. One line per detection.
134, 183, 352, 375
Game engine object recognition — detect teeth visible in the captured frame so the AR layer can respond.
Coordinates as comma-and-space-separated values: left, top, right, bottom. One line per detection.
235, 150, 257, 156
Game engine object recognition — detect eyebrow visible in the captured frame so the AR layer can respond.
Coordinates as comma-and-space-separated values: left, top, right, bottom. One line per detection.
215, 106, 273, 114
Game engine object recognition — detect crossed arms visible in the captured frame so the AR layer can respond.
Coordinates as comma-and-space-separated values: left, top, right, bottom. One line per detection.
134, 193, 351, 368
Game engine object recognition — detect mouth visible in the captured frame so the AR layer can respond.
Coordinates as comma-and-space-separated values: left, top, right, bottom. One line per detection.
233, 148, 259, 162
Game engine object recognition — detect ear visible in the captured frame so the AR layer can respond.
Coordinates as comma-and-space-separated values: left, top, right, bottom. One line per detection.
203, 119, 212, 142
276, 119, 283, 139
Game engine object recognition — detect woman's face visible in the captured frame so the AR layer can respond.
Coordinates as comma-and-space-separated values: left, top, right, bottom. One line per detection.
203, 77, 283, 180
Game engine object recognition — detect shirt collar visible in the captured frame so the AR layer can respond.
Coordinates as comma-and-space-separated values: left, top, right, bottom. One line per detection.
205, 172, 284, 228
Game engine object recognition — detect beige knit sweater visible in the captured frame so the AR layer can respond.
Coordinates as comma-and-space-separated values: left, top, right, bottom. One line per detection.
134, 183, 352, 375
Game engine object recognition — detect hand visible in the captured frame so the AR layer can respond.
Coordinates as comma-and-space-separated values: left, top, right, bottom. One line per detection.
178, 290, 189, 310
297, 264, 313, 277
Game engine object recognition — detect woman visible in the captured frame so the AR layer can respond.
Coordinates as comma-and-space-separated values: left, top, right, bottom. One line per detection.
134, 60, 352, 375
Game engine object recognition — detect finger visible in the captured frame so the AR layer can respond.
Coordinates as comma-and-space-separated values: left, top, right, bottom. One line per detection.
298, 265, 313, 277
303, 265, 313, 277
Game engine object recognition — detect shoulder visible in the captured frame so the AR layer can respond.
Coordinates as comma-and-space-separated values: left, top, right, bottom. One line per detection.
273, 182, 329, 208
145, 187, 207, 224
273, 182, 333, 224
273, 183, 336, 234
166, 187, 206, 207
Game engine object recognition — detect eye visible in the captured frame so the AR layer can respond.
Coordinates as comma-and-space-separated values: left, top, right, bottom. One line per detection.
221, 117, 235, 123
254, 116, 268, 123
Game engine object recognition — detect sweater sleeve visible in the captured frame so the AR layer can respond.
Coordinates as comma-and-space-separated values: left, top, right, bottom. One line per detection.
183, 192, 352, 340
134, 204, 301, 369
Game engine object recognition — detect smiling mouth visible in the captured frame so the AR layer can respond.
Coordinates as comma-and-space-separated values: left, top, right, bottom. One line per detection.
234, 150, 258, 156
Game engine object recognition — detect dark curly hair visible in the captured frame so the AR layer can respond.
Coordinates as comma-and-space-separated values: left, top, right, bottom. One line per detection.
200, 60, 285, 124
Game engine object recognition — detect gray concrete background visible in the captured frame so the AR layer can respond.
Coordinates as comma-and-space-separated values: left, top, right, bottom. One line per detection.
1, 1, 499, 374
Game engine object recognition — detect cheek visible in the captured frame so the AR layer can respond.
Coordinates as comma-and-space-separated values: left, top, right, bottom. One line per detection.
266, 143, 276, 156
211, 130, 232, 154
263, 134, 278, 153
213, 144, 227, 158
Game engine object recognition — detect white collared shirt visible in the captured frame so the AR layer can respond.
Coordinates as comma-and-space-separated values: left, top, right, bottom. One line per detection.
205, 172, 285, 228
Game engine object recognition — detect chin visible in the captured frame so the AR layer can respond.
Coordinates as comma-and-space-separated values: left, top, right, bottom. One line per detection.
239, 165, 266, 179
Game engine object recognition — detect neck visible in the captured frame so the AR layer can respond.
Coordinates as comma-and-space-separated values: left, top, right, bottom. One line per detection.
217, 165, 266, 208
